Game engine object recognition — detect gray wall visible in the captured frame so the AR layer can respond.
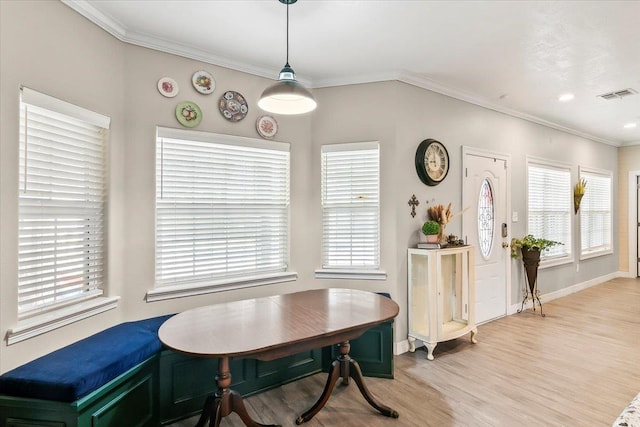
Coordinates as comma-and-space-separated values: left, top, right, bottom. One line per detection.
310, 82, 618, 346
0, 0, 619, 372
1, 0, 125, 372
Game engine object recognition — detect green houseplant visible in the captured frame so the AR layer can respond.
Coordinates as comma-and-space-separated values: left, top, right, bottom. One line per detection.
510, 234, 562, 259
421, 220, 441, 243
511, 234, 562, 315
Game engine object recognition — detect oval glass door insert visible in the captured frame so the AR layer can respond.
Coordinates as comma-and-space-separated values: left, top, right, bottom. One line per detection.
478, 178, 495, 258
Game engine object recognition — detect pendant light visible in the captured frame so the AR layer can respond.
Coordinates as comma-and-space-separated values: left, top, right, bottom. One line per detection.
258, 0, 317, 115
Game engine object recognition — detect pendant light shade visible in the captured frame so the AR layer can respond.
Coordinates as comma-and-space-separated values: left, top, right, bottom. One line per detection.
259, 0, 316, 115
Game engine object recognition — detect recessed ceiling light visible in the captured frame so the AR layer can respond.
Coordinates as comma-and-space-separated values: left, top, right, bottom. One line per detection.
624, 123, 637, 129
558, 93, 575, 102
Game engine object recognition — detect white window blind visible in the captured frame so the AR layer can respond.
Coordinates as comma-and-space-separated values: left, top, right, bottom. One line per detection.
155, 128, 290, 287
527, 161, 572, 260
321, 142, 380, 269
580, 168, 612, 257
18, 88, 109, 318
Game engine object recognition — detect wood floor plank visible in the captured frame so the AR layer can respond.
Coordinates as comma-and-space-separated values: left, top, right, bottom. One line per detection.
170, 278, 640, 426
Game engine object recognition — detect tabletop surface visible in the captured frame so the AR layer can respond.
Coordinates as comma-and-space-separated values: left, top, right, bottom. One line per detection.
158, 288, 399, 358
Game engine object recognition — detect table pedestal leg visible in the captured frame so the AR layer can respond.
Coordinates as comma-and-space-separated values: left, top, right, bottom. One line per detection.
195, 356, 280, 427
295, 341, 399, 424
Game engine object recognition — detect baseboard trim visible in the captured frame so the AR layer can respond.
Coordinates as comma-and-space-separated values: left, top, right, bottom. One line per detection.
616, 270, 636, 279
508, 271, 623, 314
395, 272, 629, 355
394, 340, 411, 356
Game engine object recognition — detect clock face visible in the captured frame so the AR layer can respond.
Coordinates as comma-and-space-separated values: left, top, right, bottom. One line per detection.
415, 139, 450, 186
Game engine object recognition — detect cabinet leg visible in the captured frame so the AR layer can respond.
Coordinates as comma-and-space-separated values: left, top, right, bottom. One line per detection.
408, 337, 416, 352
470, 328, 478, 344
425, 342, 436, 361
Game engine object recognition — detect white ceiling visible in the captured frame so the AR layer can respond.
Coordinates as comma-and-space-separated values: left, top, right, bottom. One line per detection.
64, 0, 640, 146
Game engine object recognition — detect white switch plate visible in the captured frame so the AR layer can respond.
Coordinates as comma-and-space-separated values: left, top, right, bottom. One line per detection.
512, 211, 519, 222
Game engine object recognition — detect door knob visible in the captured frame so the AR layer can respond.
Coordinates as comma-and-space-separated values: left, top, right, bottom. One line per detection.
502, 242, 509, 248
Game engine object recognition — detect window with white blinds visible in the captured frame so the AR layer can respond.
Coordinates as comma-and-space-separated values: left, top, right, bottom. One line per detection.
527, 159, 572, 262
155, 128, 290, 288
321, 142, 380, 270
579, 168, 612, 258
18, 87, 109, 318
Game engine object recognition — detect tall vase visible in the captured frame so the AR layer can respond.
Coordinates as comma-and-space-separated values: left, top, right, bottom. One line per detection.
521, 247, 541, 295
438, 224, 447, 244
574, 193, 584, 214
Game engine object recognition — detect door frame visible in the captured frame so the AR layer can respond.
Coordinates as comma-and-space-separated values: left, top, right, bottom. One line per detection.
627, 170, 640, 277
461, 146, 512, 320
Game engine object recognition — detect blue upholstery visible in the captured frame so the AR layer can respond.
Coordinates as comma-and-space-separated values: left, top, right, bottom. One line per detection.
0, 315, 173, 402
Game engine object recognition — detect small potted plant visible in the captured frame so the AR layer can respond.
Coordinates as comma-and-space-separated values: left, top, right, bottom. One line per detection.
510, 234, 562, 260
421, 220, 441, 243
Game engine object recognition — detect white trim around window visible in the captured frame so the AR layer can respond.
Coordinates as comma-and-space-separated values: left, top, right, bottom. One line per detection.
146, 271, 297, 302
579, 166, 613, 260
314, 269, 387, 280
149, 127, 295, 301
6, 296, 120, 345
16, 87, 115, 337
526, 156, 573, 268
318, 141, 384, 279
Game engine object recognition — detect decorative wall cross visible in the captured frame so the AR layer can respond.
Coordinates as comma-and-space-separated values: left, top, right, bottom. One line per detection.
408, 194, 420, 218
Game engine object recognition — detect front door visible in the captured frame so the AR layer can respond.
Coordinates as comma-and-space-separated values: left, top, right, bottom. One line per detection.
462, 148, 509, 323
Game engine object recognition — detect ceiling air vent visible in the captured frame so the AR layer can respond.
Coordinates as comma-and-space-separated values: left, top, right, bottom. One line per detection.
598, 88, 637, 100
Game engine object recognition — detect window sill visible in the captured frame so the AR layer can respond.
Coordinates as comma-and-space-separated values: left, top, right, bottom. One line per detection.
146, 271, 298, 302
539, 257, 573, 269
580, 249, 614, 261
6, 296, 120, 345
314, 269, 387, 280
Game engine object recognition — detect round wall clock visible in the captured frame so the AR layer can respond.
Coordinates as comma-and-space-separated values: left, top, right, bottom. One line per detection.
415, 139, 450, 186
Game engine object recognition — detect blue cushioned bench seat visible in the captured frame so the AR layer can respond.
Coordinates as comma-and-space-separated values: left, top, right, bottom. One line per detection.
0, 302, 393, 427
0, 314, 172, 402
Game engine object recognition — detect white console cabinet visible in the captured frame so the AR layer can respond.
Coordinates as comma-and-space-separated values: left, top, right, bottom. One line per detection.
407, 246, 477, 360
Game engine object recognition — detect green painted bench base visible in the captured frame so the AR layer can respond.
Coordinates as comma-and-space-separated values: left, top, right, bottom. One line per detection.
0, 355, 159, 427
0, 322, 392, 427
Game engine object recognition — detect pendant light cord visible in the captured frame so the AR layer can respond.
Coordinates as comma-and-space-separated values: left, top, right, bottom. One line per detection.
285, 1, 290, 67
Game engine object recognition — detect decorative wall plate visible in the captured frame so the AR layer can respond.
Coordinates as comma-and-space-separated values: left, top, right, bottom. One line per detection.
175, 101, 202, 128
256, 115, 278, 139
218, 91, 248, 122
157, 77, 179, 97
191, 70, 215, 94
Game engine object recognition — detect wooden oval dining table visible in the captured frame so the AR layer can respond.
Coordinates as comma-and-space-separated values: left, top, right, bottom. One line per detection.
159, 288, 400, 427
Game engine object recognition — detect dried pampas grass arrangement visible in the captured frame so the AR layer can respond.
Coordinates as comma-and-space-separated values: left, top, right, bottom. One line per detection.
427, 203, 466, 243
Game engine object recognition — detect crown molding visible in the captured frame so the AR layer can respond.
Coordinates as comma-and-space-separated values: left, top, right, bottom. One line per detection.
62, 0, 623, 148
398, 72, 621, 148
61, 0, 127, 40
61, 0, 287, 83
123, 31, 278, 81
311, 72, 400, 89
620, 140, 640, 147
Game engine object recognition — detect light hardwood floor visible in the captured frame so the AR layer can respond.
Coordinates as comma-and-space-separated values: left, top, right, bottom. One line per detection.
171, 278, 640, 427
